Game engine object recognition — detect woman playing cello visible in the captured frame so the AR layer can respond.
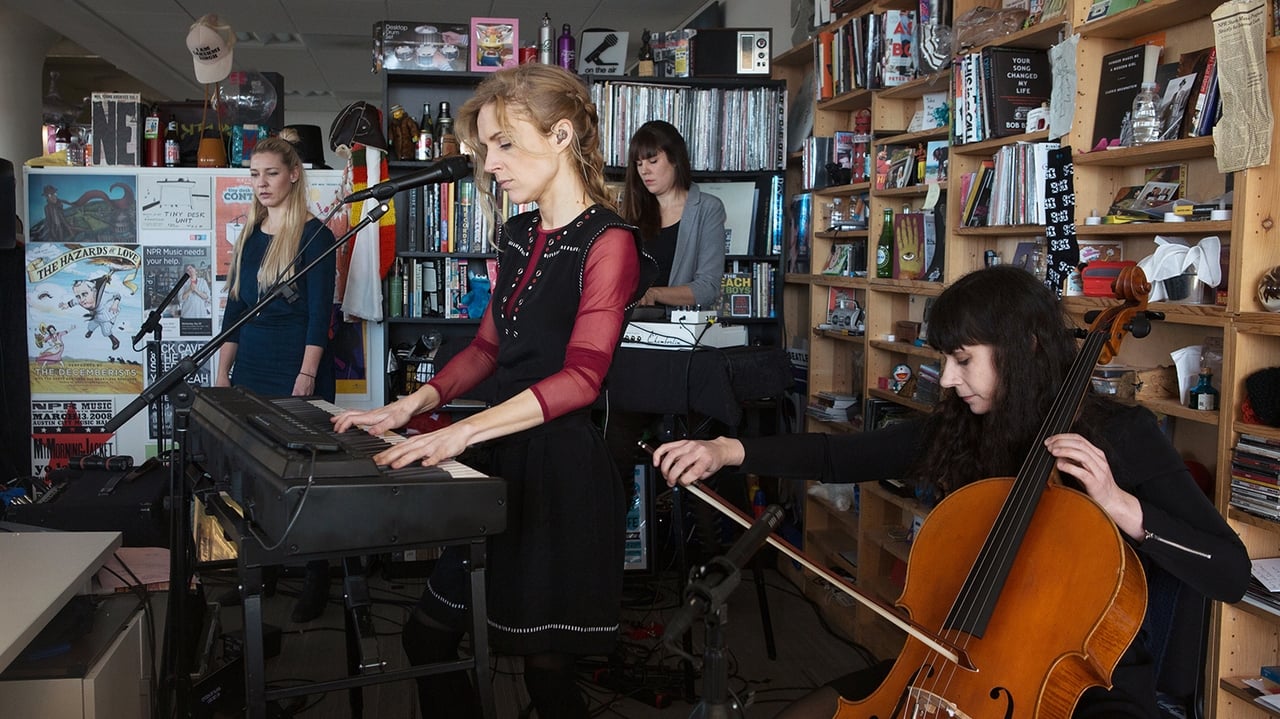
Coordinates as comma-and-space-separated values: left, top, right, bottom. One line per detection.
653, 265, 1249, 718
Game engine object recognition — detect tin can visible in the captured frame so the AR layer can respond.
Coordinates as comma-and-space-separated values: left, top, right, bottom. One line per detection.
520, 46, 537, 64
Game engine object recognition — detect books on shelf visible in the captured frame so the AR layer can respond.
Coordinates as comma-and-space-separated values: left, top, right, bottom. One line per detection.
788, 192, 812, 274
983, 47, 1052, 139
1091, 43, 1164, 151
881, 10, 917, 87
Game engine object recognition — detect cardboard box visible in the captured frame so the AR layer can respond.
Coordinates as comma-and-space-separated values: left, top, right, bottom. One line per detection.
374, 21, 470, 72
90, 92, 141, 166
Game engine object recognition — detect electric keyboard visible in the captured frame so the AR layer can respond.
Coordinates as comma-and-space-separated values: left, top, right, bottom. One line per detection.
186, 386, 505, 556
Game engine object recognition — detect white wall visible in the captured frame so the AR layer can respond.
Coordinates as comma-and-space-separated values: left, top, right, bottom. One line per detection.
0, 9, 59, 225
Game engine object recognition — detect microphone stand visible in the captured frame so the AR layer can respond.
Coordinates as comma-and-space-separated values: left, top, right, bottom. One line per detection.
104, 199, 390, 719
664, 504, 783, 719
132, 271, 188, 479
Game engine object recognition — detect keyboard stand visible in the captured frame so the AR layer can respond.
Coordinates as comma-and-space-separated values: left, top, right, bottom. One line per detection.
203, 493, 496, 719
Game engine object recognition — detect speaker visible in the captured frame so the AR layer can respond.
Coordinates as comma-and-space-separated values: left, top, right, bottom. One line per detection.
690, 28, 771, 77
0, 158, 14, 249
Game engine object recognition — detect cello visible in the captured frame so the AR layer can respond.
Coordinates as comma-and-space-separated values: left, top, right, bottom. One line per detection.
682, 265, 1157, 719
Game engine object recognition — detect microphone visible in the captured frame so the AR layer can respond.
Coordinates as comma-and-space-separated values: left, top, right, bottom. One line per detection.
343, 154, 473, 203
583, 33, 618, 66
133, 271, 189, 347
663, 504, 783, 646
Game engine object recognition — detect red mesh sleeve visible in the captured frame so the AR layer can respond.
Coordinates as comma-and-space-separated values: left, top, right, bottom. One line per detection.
529, 227, 639, 418
425, 312, 499, 405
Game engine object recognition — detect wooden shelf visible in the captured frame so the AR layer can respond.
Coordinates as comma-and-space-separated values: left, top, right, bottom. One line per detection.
876, 70, 951, 100
1075, 220, 1231, 236
867, 387, 935, 413
954, 224, 1049, 237
812, 275, 869, 290
868, 339, 942, 361
814, 328, 868, 344
866, 278, 945, 295
864, 526, 913, 562
1061, 296, 1228, 327
1235, 313, 1280, 336
952, 129, 1051, 156
815, 229, 870, 240
818, 87, 873, 113
874, 182, 947, 198
1073, 136, 1215, 166
815, 181, 873, 198
877, 126, 950, 147
1219, 676, 1280, 717
965, 19, 1069, 53
1074, 0, 1220, 38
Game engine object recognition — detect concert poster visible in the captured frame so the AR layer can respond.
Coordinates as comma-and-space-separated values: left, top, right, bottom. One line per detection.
213, 176, 253, 278
145, 340, 214, 440
26, 172, 138, 244
143, 245, 215, 337
26, 242, 144, 394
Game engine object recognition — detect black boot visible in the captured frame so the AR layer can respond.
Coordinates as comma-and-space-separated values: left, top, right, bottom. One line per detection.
402, 613, 479, 719
291, 560, 330, 622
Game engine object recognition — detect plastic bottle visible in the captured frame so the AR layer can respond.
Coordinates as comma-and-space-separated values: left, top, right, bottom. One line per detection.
558, 24, 575, 72
538, 13, 553, 64
1131, 82, 1161, 146
875, 207, 894, 279
1189, 367, 1219, 411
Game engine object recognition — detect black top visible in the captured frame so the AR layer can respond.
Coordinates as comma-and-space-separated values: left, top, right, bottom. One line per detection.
739, 404, 1249, 717
647, 222, 679, 287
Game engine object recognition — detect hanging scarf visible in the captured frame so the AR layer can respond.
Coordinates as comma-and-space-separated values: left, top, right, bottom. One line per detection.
341, 143, 397, 321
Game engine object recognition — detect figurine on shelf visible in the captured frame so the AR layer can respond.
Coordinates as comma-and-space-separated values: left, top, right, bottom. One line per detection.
387, 104, 420, 161
851, 108, 871, 183
637, 29, 654, 77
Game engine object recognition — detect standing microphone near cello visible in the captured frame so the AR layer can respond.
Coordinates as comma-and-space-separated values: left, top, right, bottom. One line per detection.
651, 266, 1249, 719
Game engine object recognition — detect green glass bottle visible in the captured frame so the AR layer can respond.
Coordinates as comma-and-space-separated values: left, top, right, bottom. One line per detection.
875, 207, 894, 279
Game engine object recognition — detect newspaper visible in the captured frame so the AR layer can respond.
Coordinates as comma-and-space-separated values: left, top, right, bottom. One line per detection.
1212, 0, 1273, 172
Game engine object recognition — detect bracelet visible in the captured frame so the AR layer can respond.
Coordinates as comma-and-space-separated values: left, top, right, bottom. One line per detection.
299, 371, 315, 378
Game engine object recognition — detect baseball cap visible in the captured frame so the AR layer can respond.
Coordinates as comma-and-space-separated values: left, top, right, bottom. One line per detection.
186, 14, 235, 84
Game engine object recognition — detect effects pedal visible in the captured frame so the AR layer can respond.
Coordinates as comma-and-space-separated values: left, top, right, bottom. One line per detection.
670, 309, 717, 325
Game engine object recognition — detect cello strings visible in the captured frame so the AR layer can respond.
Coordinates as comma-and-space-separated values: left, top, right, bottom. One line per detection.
913, 324, 1109, 710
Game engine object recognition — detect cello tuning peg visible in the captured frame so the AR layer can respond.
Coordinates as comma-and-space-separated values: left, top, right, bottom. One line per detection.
1072, 327, 1089, 339
1143, 310, 1166, 322
1126, 314, 1152, 339
1083, 310, 1101, 324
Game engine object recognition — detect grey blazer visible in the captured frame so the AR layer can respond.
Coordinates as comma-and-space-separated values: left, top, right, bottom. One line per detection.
668, 182, 727, 309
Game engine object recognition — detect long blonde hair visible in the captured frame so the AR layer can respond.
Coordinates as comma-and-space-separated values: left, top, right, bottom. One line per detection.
456, 64, 614, 213
227, 136, 312, 299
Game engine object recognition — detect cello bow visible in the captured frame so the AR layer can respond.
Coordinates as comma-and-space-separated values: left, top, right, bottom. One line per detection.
682, 480, 975, 671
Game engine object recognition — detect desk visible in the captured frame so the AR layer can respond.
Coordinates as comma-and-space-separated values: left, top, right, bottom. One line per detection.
0, 531, 122, 674
604, 346, 793, 427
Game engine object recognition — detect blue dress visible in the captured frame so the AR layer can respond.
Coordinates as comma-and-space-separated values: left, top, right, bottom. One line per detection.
221, 218, 337, 402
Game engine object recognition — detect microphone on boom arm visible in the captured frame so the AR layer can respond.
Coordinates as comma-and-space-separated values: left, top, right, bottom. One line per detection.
343, 154, 473, 204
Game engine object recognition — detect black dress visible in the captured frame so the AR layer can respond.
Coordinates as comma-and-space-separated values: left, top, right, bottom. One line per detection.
418, 205, 640, 656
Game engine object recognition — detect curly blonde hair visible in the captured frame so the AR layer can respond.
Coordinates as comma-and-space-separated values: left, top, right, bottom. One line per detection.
455, 64, 614, 213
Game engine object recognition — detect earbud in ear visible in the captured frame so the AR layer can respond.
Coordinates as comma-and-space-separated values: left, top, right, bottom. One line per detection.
556, 129, 568, 143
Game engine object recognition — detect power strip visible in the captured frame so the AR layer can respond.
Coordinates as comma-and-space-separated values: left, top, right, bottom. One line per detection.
670, 309, 717, 325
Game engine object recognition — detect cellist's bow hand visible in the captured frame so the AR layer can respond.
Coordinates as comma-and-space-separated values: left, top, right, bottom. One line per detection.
644, 437, 746, 487
1044, 432, 1145, 541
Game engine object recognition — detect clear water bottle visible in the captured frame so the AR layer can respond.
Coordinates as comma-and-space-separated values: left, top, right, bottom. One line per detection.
1131, 82, 1161, 146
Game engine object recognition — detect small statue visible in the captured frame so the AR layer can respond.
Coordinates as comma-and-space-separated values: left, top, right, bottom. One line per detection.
637, 29, 654, 77
387, 104, 419, 161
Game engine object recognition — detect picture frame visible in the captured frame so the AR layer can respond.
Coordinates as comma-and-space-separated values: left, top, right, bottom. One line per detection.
469, 17, 518, 72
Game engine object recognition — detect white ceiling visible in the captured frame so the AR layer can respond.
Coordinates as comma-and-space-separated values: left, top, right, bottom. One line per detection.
14, 0, 721, 120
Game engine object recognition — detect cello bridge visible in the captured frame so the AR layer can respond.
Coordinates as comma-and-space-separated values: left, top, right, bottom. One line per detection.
906, 687, 971, 719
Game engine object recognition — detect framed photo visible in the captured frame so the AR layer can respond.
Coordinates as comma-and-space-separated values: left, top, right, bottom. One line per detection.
470, 18, 518, 72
